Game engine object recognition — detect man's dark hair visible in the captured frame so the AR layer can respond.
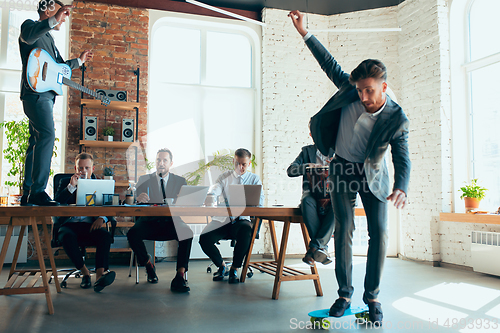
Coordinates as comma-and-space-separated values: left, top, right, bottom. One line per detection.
234, 148, 252, 159
349, 59, 387, 85
75, 152, 93, 164
157, 148, 173, 161
38, 0, 64, 16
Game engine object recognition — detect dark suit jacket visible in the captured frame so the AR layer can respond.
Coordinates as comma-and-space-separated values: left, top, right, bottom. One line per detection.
19, 18, 80, 99
136, 172, 187, 205
287, 144, 334, 193
52, 174, 115, 246
305, 35, 411, 202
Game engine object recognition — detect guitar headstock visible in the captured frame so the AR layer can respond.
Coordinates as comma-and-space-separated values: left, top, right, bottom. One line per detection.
100, 96, 111, 106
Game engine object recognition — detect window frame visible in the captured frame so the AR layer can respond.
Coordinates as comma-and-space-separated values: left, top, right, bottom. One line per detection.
450, 0, 500, 212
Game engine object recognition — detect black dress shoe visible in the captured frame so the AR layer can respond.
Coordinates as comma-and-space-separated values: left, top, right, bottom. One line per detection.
170, 274, 190, 293
212, 265, 226, 281
329, 298, 351, 317
146, 263, 158, 283
313, 248, 332, 265
367, 301, 383, 324
20, 193, 29, 206
94, 271, 116, 292
80, 275, 92, 289
228, 268, 239, 284
28, 191, 59, 206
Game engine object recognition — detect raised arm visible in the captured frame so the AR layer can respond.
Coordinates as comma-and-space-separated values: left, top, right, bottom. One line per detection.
288, 10, 350, 89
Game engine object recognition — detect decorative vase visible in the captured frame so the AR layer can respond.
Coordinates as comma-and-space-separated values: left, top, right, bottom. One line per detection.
464, 197, 480, 212
104, 135, 113, 141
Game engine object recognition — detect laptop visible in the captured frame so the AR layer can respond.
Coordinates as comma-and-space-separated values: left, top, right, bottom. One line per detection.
76, 179, 115, 206
228, 185, 262, 207
172, 185, 209, 206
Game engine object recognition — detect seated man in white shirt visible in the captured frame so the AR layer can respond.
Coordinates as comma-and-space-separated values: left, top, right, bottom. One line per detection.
53, 153, 115, 292
199, 148, 264, 284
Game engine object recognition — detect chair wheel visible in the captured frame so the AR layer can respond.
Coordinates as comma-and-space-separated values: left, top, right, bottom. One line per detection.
247, 271, 253, 278
207, 267, 211, 273
61, 281, 67, 288
75, 273, 81, 278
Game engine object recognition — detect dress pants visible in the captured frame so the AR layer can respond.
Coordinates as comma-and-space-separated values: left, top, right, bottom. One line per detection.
199, 218, 253, 269
22, 94, 56, 195
330, 156, 388, 301
127, 216, 193, 271
300, 193, 334, 251
58, 222, 112, 270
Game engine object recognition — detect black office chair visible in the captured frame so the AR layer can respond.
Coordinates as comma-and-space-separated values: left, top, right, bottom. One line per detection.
49, 173, 117, 287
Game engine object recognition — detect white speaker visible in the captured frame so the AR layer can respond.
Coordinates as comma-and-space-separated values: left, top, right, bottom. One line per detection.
96, 89, 127, 102
84, 116, 98, 141
122, 118, 134, 142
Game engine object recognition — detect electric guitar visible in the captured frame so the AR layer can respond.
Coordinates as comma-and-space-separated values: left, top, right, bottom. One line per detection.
26, 48, 110, 106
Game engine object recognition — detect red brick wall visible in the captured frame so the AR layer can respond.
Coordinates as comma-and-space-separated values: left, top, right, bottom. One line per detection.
66, 1, 149, 184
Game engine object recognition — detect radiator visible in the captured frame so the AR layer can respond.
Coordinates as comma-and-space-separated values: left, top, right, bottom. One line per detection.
471, 231, 500, 276
0, 226, 28, 264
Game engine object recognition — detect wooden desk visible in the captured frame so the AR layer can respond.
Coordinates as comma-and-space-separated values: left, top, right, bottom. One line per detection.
0, 206, 364, 308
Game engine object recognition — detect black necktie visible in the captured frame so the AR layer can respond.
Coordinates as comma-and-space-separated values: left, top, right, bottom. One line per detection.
160, 177, 167, 201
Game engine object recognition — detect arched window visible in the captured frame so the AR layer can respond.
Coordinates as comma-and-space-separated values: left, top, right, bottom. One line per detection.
148, 12, 261, 182
450, 0, 500, 211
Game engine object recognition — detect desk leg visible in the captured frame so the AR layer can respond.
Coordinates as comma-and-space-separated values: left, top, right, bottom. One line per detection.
0, 223, 13, 271
240, 218, 261, 283
300, 223, 323, 297
272, 219, 291, 300
30, 217, 54, 315
41, 217, 61, 293
268, 220, 278, 261
9, 225, 26, 278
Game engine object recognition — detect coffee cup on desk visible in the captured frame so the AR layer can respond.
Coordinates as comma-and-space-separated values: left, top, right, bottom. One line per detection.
204, 194, 216, 207
125, 194, 134, 205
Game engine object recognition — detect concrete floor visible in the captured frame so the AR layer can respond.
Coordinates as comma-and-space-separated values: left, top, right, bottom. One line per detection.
1, 257, 499, 333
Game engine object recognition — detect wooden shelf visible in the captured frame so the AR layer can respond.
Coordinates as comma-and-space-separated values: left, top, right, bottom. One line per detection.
440, 213, 500, 225
79, 140, 137, 148
80, 99, 140, 111
115, 181, 130, 187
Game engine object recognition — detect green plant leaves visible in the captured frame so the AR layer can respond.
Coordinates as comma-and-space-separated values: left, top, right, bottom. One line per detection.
458, 178, 487, 200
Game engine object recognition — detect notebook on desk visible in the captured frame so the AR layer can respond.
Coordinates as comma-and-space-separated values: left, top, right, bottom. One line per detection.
76, 179, 115, 206
228, 184, 262, 207
171, 185, 209, 206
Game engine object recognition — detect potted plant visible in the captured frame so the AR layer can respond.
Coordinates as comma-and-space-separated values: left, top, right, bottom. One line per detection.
103, 166, 114, 180
459, 178, 487, 212
102, 126, 115, 141
0, 118, 58, 204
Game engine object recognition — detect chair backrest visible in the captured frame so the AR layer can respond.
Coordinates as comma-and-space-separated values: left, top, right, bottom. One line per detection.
53, 173, 73, 194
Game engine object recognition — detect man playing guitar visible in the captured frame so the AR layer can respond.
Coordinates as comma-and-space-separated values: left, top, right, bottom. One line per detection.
19, 0, 93, 206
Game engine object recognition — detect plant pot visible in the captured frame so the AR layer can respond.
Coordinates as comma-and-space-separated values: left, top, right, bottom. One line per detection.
464, 197, 480, 211
104, 136, 113, 141
104, 176, 113, 180
9, 194, 22, 206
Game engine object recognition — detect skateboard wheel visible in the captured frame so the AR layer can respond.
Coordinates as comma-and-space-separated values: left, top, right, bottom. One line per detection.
61, 281, 67, 288
207, 267, 211, 273
247, 271, 253, 278
310, 317, 329, 330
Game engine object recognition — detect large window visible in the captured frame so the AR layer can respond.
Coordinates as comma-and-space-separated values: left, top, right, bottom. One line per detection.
148, 12, 261, 183
466, 0, 500, 210
0, 6, 68, 196
451, 0, 500, 211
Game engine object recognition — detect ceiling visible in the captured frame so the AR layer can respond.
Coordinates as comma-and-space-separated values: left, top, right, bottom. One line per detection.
93, 0, 406, 16
169, 0, 406, 16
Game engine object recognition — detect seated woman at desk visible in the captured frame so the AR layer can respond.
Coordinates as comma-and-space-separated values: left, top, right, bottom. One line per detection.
54, 152, 115, 292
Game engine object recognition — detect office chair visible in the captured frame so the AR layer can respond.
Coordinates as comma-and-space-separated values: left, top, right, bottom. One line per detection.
49, 173, 117, 287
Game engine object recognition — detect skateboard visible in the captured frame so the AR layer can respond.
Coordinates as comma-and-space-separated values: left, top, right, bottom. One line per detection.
308, 305, 369, 330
